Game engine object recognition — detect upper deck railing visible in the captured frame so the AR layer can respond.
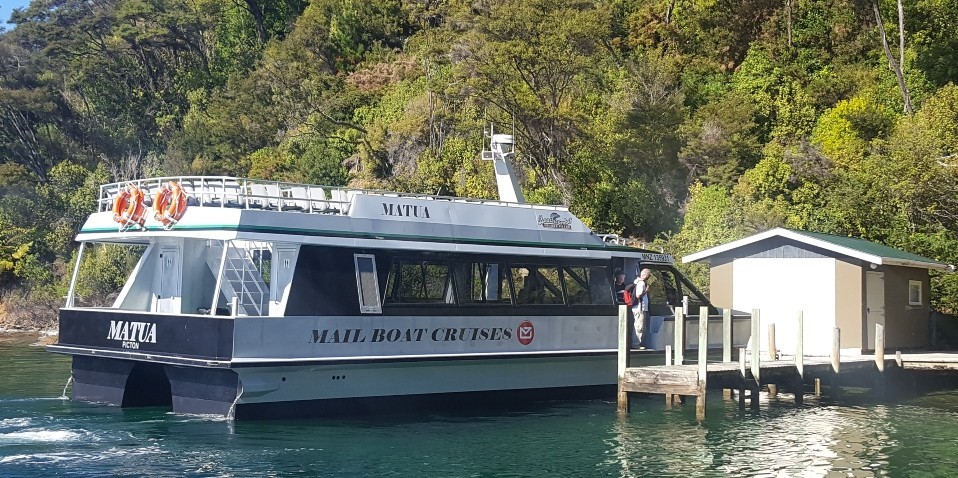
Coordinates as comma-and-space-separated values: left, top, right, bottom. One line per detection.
97, 176, 569, 215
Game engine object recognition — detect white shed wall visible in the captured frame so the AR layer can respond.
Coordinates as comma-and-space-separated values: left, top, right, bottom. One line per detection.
732, 258, 837, 356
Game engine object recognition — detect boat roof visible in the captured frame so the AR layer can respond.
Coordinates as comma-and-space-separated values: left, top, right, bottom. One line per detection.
81, 176, 672, 262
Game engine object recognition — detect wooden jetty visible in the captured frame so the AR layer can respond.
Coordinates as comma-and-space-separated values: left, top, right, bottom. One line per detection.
616, 305, 958, 420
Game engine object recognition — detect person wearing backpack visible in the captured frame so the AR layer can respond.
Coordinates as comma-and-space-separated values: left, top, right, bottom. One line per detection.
626, 268, 652, 349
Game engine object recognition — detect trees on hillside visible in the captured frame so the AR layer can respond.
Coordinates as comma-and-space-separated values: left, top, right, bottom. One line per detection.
2, 0, 958, 322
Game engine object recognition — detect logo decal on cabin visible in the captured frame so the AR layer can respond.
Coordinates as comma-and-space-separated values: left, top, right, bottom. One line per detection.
308, 327, 514, 344
106, 320, 157, 350
381, 203, 431, 219
537, 212, 572, 230
517, 320, 535, 345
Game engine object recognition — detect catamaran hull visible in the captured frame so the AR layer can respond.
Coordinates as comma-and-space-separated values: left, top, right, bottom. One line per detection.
61, 351, 674, 418
51, 307, 749, 418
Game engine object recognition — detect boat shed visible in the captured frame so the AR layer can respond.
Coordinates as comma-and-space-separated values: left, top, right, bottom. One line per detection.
683, 228, 954, 356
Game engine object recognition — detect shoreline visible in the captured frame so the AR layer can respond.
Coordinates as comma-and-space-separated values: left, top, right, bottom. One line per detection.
0, 329, 59, 345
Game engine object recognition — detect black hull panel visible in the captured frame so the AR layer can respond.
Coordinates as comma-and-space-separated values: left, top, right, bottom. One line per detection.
72, 356, 135, 406
166, 366, 239, 416
70, 356, 239, 416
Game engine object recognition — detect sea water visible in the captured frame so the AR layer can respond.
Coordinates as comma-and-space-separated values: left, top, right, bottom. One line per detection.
2, 332, 958, 477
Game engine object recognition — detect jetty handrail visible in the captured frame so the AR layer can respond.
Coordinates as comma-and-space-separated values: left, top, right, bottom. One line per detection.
96, 175, 571, 214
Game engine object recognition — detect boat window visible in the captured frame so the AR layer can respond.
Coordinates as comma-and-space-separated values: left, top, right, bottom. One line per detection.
251, 247, 271, 286
646, 268, 680, 308
385, 259, 454, 304
563, 265, 613, 305
454, 262, 512, 305
676, 271, 717, 315
512, 265, 564, 305
73, 243, 148, 310
354, 254, 382, 314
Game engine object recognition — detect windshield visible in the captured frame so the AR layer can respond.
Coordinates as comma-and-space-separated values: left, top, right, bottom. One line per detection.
612, 258, 717, 316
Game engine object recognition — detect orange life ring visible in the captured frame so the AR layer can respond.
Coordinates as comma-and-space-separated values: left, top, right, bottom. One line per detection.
153, 181, 188, 229
112, 184, 147, 230
112, 188, 131, 223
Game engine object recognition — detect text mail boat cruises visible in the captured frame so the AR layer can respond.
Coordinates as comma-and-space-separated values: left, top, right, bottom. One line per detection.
49, 135, 741, 418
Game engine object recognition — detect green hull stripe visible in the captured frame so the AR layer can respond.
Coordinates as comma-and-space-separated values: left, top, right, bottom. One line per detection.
79, 224, 647, 254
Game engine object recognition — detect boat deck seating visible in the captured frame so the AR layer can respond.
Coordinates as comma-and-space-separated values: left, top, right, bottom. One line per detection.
97, 176, 569, 216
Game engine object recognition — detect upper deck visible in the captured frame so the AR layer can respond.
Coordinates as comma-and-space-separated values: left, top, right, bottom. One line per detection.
80, 176, 663, 260
93, 176, 570, 216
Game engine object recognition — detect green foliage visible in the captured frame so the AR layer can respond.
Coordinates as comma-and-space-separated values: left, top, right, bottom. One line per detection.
811, 97, 896, 166
74, 245, 143, 307
4, 0, 958, 323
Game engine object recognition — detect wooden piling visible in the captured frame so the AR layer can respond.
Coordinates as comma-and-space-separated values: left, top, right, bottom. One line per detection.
751, 309, 761, 382
617, 305, 630, 413
795, 311, 804, 379
795, 311, 804, 405
722, 309, 733, 398
873, 323, 886, 401
875, 323, 885, 372
767, 323, 778, 398
722, 309, 732, 363
814, 378, 821, 397
768, 323, 777, 361
665, 345, 673, 406
674, 309, 685, 366
697, 306, 708, 421
831, 327, 841, 374
831, 327, 841, 399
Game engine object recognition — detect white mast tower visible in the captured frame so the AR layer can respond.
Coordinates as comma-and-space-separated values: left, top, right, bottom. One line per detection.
481, 124, 525, 203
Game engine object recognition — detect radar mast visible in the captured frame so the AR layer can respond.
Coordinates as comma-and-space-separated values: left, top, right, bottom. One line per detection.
481, 124, 525, 203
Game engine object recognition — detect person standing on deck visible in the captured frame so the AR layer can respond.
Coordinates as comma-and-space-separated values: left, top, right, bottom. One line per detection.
627, 268, 651, 349
613, 269, 628, 304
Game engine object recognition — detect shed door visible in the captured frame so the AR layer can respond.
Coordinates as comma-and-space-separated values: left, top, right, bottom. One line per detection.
865, 271, 885, 350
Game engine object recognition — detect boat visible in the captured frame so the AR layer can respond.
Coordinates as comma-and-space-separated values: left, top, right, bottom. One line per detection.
48, 133, 746, 419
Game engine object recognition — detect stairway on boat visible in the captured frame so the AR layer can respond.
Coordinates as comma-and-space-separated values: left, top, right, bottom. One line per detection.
205, 240, 269, 316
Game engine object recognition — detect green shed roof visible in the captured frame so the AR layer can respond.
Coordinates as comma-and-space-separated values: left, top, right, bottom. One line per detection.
790, 229, 940, 265
683, 227, 953, 271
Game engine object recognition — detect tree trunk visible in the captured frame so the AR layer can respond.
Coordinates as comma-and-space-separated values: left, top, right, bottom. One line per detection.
873, 0, 914, 115
787, 0, 793, 48
665, 0, 677, 24
244, 0, 268, 44
897, 0, 905, 73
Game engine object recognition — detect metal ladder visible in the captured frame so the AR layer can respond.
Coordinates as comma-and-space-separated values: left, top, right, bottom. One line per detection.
207, 240, 268, 316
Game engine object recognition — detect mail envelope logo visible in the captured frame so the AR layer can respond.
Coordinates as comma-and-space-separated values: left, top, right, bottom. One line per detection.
517, 320, 535, 345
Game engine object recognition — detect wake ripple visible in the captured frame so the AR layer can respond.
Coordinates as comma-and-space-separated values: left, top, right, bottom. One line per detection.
0, 429, 86, 443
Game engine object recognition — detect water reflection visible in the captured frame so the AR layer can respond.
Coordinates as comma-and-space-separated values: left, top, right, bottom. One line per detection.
601, 395, 909, 477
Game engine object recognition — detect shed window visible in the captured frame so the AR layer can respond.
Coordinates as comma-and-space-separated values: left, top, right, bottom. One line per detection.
908, 280, 922, 306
